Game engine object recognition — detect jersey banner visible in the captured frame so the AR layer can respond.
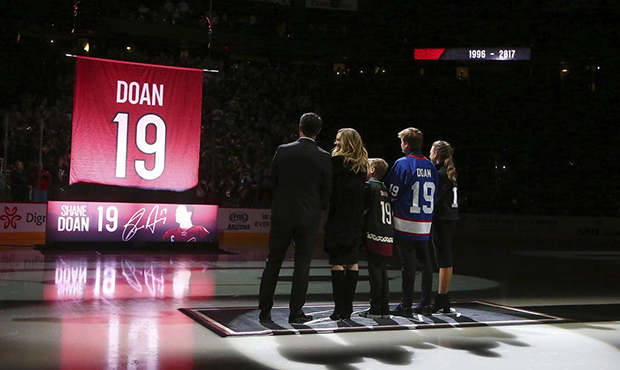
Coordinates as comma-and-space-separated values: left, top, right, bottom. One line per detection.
70, 56, 203, 190
46, 201, 218, 243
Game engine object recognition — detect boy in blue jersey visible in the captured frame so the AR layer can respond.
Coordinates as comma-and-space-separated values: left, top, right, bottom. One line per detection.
384, 127, 438, 317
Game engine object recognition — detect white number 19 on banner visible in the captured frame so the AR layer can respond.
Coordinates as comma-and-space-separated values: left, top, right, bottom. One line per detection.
113, 113, 167, 180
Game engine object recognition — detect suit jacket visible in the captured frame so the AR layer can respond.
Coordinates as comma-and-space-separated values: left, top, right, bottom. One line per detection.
270, 137, 332, 230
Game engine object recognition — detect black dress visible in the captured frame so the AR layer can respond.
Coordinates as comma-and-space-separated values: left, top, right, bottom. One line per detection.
324, 155, 366, 265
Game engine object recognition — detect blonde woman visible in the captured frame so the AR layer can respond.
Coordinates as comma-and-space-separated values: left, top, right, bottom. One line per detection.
429, 140, 458, 313
324, 128, 369, 320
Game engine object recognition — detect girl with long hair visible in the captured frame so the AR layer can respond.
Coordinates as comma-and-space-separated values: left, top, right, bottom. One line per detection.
429, 140, 459, 313
324, 128, 369, 320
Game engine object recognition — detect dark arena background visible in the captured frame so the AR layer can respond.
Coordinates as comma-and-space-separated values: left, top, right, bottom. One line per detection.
1, 1, 619, 369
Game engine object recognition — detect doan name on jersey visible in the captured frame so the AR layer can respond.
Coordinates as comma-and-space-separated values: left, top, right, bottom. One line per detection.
417, 168, 433, 178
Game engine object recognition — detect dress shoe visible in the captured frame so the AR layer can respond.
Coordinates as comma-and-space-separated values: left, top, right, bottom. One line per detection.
259, 309, 272, 322
413, 304, 432, 315
359, 308, 383, 319
381, 306, 391, 318
390, 304, 414, 318
288, 311, 312, 324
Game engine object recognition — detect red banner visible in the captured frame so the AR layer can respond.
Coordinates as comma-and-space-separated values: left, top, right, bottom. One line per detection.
70, 57, 203, 190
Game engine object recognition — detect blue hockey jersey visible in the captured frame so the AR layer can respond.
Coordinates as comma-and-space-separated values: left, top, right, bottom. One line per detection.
383, 152, 439, 241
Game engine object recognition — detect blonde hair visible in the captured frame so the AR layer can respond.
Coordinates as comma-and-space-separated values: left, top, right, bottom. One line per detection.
368, 158, 389, 179
332, 128, 369, 174
432, 140, 457, 183
398, 127, 423, 151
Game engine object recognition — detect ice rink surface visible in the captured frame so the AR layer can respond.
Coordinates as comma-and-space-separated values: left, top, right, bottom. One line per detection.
0, 240, 619, 369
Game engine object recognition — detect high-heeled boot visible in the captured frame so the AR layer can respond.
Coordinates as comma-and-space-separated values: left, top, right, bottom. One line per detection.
431, 293, 451, 314
343, 270, 359, 320
330, 270, 346, 320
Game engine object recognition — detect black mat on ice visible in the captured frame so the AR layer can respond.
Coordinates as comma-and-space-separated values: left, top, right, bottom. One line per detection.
179, 301, 568, 337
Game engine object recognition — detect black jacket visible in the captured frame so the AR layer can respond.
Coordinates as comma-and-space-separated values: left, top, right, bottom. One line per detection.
270, 137, 332, 229
324, 155, 366, 252
434, 164, 459, 220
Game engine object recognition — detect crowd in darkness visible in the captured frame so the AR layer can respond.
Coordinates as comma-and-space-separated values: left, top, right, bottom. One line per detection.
199, 61, 327, 207
117, 0, 283, 30
2, 43, 619, 217
90, 0, 348, 45
1, 49, 328, 209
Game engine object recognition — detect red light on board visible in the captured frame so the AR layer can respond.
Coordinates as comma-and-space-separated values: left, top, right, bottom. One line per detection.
414, 48, 446, 60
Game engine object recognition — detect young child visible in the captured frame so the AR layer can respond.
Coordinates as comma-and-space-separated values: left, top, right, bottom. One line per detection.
429, 140, 459, 313
384, 128, 437, 316
360, 158, 394, 318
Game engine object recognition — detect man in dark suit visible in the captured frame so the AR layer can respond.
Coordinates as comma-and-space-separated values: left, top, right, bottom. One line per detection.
259, 112, 332, 324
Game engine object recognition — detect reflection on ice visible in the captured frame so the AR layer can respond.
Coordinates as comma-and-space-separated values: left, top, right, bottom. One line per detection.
48, 256, 214, 301
55, 259, 88, 299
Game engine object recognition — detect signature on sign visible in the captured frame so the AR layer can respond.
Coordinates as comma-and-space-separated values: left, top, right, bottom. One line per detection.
122, 205, 168, 241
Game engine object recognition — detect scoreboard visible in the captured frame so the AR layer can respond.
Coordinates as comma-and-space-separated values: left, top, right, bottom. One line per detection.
414, 48, 531, 61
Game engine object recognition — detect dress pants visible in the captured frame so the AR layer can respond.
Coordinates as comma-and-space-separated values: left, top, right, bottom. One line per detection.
394, 237, 433, 307
367, 252, 390, 314
259, 222, 317, 315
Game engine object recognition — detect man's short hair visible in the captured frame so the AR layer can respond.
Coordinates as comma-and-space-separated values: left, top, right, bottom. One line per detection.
398, 127, 423, 150
299, 112, 322, 137
369, 158, 389, 179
